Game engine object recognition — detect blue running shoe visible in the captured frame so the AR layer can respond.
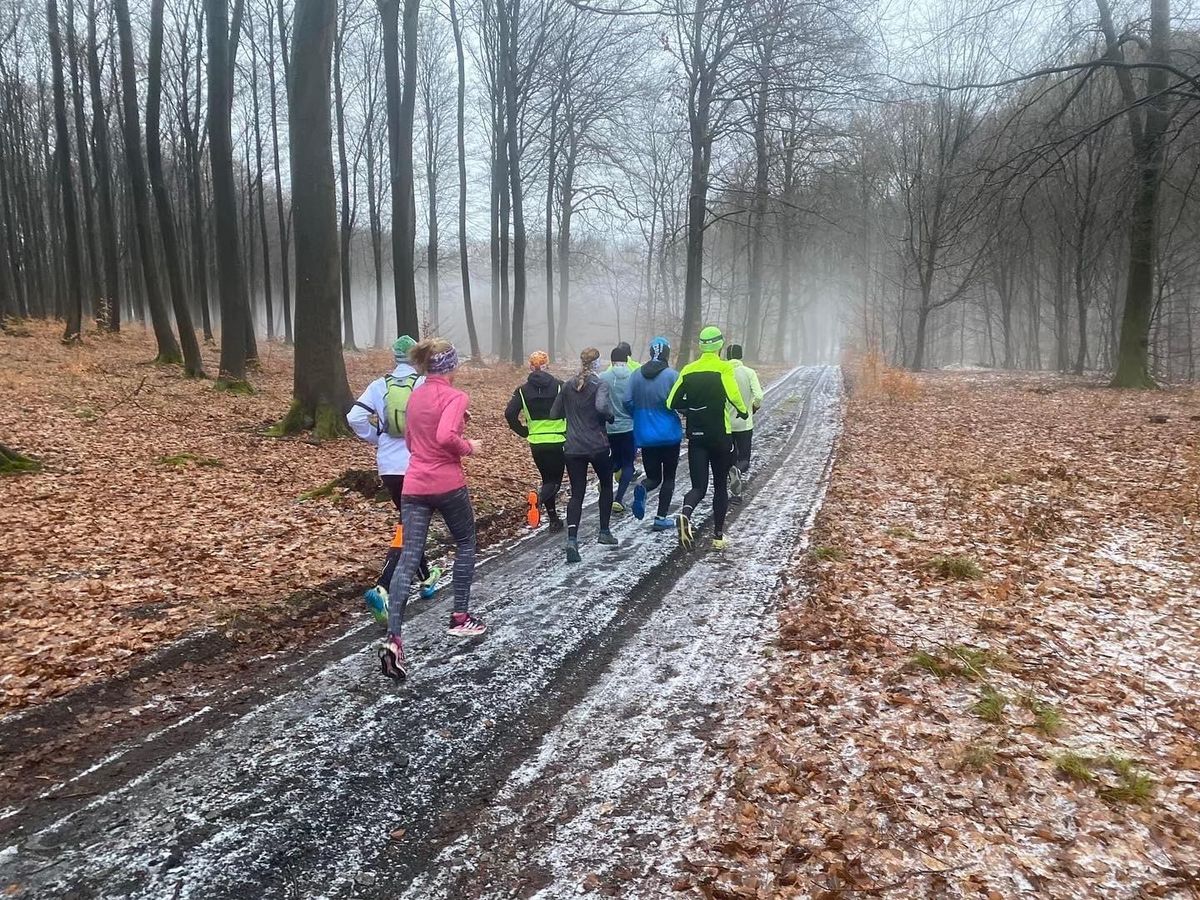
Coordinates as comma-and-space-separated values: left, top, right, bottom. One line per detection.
419, 566, 444, 599
566, 539, 581, 564
632, 483, 647, 520
652, 516, 673, 532
364, 585, 388, 624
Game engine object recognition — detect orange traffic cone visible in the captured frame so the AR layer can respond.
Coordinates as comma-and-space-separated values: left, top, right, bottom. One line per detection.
526, 491, 541, 528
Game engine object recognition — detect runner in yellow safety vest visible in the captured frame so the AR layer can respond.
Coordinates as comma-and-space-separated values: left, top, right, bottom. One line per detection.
504, 351, 568, 530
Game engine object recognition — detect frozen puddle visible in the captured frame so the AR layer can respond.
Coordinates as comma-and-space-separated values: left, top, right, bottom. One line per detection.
0, 367, 841, 900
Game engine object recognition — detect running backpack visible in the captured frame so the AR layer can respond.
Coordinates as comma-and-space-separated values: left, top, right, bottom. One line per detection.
383, 373, 419, 436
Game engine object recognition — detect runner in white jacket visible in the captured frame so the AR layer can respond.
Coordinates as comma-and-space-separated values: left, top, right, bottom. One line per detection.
346, 335, 442, 622
726, 344, 763, 502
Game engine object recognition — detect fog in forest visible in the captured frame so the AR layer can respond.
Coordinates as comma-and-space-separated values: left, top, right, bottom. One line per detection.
1, 0, 1198, 391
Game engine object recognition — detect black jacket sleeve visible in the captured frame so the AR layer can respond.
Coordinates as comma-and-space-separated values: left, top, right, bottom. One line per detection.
504, 388, 529, 438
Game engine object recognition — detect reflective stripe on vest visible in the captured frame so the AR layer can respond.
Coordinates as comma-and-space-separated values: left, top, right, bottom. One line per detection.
519, 387, 566, 444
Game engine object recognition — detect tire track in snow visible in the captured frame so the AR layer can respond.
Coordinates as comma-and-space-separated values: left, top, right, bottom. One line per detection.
0, 366, 840, 900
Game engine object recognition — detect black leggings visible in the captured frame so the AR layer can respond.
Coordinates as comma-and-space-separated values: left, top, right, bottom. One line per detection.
530, 443, 566, 519
732, 430, 752, 474
641, 443, 680, 518
379, 474, 431, 588
565, 451, 613, 539
682, 438, 732, 537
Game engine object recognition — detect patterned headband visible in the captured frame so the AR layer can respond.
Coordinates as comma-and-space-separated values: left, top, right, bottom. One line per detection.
428, 346, 459, 374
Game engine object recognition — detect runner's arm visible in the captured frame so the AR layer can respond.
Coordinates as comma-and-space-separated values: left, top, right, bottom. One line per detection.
666, 372, 685, 411
436, 393, 474, 457
346, 381, 381, 445
595, 380, 614, 423
504, 389, 528, 438
723, 367, 749, 417
750, 370, 764, 411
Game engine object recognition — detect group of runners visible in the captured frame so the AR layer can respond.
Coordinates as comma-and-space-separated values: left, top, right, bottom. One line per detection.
348, 327, 764, 681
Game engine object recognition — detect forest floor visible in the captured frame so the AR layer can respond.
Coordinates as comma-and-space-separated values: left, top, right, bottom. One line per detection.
0, 321, 538, 713
684, 369, 1200, 899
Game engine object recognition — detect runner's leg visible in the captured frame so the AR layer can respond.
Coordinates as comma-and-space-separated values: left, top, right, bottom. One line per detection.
681, 442, 711, 517
379, 474, 430, 587
532, 444, 565, 523
594, 451, 614, 530
386, 497, 435, 635
658, 442, 681, 517
565, 455, 589, 541
436, 487, 477, 615
711, 438, 733, 538
612, 432, 635, 504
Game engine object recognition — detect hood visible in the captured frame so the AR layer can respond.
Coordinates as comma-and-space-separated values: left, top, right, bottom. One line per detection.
527, 369, 559, 389
640, 360, 669, 379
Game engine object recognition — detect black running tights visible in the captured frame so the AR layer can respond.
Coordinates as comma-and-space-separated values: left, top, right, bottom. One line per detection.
681, 439, 732, 537
640, 443, 681, 518
565, 451, 613, 539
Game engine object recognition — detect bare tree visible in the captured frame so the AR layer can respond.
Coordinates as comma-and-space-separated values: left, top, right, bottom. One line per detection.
114, 0, 183, 362
287, 0, 353, 432
148, 0, 204, 375
46, 0, 84, 342
207, 0, 251, 384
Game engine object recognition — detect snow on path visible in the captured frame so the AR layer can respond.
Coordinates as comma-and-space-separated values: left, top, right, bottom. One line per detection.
0, 366, 840, 900
402, 367, 842, 899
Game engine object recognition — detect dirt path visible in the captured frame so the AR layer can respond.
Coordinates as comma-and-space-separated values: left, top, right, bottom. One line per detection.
0, 367, 842, 900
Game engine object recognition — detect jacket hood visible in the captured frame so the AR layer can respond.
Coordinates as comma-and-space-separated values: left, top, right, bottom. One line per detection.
527, 369, 559, 389
641, 360, 669, 379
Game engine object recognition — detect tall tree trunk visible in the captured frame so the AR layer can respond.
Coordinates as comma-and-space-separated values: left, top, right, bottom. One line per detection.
544, 99, 557, 360
333, 18, 357, 349
449, 0, 480, 361
207, 0, 250, 384
745, 63, 768, 361
184, 1, 212, 340
556, 142, 575, 356
249, 23, 275, 342
148, 0, 204, 375
114, 0, 182, 361
46, 0, 85, 342
367, 115, 385, 347
379, 0, 418, 337
1101, 0, 1170, 387
288, 0, 352, 433
500, 0, 525, 364
266, 9, 292, 344
66, 0, 100, 314
424, 101, 440, 333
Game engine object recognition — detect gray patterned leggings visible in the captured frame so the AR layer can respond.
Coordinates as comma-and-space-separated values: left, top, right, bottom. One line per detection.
386, 487, 476, 635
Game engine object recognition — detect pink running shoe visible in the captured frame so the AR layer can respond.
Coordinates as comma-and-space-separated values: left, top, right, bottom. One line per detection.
448, 612, 487, 637
379, 634, 407, 681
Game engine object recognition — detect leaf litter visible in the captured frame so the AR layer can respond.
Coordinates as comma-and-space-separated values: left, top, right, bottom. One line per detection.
681, 370, 1200, 899
0, 322, 540, 713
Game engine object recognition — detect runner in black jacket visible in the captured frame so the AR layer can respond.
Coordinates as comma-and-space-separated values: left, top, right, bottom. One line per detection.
505, 351, 567, 531
666, 326, 748, 550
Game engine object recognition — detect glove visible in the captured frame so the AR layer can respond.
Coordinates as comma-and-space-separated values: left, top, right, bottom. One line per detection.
736, 409, 749, 420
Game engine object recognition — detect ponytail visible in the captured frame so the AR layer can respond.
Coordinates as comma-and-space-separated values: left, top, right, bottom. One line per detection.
575, 348, 600, 391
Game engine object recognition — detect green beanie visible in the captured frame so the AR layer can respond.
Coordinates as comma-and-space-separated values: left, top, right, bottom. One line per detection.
698, 325, 724, 353
393, 335, 417, 361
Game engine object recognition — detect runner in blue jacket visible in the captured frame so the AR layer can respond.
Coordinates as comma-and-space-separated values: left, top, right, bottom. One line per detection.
625, 337, 682, 531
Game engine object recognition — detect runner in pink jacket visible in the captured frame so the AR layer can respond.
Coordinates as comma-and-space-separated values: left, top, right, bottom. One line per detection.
379, 338, 486, 682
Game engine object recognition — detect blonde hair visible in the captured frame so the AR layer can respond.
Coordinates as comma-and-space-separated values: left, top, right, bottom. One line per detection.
575, 347, 600, 391
408, 337, 454, 374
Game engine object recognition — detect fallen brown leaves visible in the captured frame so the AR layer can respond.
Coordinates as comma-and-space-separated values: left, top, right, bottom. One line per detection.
684, 371, 1200, 899
0, 322, 537, 712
